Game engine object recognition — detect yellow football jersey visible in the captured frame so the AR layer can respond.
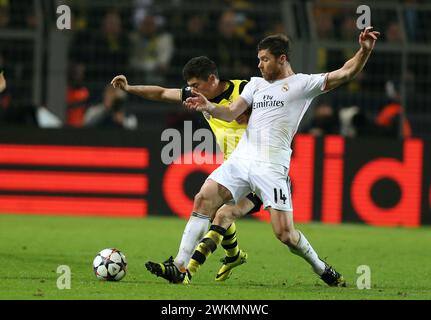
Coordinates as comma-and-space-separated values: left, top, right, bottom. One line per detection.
207, 80, 248, 160
182, 80, 249, 160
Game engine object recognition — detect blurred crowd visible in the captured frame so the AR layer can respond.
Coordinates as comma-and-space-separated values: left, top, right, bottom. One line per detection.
0, 0, 430, 138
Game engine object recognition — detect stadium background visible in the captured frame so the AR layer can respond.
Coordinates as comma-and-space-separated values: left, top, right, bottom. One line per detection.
1, 0, 431, 225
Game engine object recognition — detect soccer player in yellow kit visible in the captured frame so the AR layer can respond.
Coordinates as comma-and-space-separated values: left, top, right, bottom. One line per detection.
111, 56, 262, 283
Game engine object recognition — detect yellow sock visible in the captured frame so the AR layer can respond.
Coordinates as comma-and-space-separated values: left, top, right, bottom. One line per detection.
188, 225, 226, 276
222, 223, 240, 258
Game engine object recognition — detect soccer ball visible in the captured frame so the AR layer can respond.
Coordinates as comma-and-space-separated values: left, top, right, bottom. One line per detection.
93, 248, 128, 281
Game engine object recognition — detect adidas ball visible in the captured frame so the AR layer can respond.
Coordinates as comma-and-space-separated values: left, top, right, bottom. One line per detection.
93, 248, 128, 281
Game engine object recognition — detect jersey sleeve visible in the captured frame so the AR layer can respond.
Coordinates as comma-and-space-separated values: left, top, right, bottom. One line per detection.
303, 73, 328, 99
239, 78, 256, 106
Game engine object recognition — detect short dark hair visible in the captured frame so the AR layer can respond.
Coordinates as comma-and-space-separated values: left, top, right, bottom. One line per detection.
257, 34, 291, 60
182, 56, 219, 81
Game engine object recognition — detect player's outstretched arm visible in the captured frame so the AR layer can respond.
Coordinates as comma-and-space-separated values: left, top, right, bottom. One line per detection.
111, 75, 181, 103
324, 26, 380, 91
184, 89, 249, 122
0, 70, 6, 93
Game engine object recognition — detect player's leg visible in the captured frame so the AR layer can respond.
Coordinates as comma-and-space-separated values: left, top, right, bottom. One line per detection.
251, 162, 346, 287
222, 194, 261, 260
187, 197, 252, 280
173, 178, 232, 270
146, 156, 251, 283
216, 219, 248, 282
268, 208, 345, 286
215, 193, 262, 281
221, 222, 241, 266
269, 208, 323, 273
145, 178, 232, 283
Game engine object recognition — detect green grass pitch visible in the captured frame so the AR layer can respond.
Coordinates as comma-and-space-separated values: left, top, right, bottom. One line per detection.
1, 214, 430, 300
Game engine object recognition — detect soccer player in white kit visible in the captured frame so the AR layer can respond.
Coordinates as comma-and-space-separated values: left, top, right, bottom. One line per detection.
182, 27, 380, 286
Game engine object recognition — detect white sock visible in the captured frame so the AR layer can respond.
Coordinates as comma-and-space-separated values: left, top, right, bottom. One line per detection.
289, 230, 326, 276
174, 212, 211, 271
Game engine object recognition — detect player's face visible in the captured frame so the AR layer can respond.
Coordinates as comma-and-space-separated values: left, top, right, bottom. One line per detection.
257, 49, 284, 81
187, 75, 217, 99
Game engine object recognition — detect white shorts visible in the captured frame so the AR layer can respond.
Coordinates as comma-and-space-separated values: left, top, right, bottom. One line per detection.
208, 156, 293, 212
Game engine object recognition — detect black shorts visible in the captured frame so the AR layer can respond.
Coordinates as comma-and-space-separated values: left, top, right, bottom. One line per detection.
245, 193, 263, 215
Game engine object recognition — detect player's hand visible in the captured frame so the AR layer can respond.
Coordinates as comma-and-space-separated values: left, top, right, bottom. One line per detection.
0, 71, 6, 93
111, 75, 129, 91
359, 26, 380, 52
184, 89, 212, 112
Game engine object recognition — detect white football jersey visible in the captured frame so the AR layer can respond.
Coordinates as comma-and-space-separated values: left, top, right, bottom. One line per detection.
232, 73, 328, 167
